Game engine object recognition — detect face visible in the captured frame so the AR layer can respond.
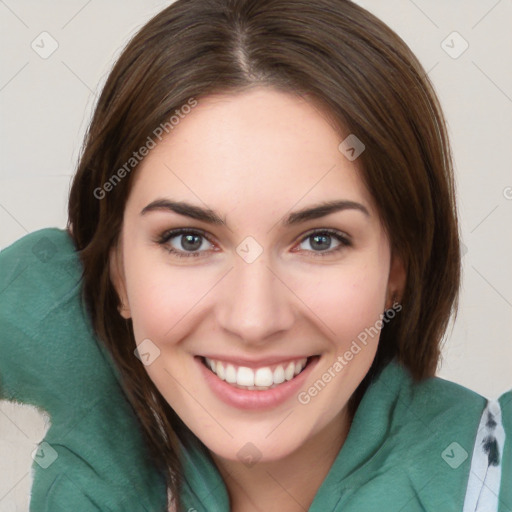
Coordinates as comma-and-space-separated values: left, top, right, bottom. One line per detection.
110, 87, 405, 464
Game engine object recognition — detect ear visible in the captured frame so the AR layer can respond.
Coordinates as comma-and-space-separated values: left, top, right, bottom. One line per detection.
385, 248, 406, 310
109, 240, 132, 319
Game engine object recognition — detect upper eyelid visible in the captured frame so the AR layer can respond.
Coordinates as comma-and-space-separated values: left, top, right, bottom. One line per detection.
159, 227, 216, 246
159, 227, 351, 249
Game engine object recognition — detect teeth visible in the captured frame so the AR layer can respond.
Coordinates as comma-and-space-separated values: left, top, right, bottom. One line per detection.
216, 362, 226, 381
273, 365, 285, 384
225, 364, 237, 384
284, 362, 295, 381
204, 357, 308, 389
255, 367, 273, 387
237, 367, 254, 387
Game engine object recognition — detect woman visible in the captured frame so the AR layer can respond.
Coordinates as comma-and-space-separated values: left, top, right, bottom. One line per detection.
0, 0, 510, 510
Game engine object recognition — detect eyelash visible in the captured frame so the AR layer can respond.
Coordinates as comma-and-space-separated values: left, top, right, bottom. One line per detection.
156, 228, 352, 259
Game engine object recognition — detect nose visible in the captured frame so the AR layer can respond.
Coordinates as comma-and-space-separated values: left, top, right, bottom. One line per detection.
216, 255, 295, 345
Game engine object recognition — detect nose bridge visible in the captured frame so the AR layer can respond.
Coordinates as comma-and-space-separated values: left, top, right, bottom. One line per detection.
216, 254, 294, 343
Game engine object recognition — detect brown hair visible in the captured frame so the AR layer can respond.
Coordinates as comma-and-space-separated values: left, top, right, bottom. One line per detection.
68, 0, 460, 508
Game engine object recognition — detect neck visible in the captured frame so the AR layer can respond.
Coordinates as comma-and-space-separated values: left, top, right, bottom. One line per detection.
210, 407, 352, 512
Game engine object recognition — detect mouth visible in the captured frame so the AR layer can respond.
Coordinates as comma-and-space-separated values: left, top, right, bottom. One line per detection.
199, 355, 319, 391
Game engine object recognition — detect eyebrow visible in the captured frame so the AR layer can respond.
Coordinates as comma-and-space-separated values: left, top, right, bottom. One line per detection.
140, 198, 370, 226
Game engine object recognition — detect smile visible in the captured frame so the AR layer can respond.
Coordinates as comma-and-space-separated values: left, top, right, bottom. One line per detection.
196, 355, 320, 410
202, 356, 310, 390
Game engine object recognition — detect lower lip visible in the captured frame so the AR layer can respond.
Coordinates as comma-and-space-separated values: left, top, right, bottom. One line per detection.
196, 356, 319, 410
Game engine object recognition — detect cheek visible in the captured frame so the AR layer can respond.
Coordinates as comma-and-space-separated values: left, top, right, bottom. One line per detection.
288, 258, 389, 343
123, 247, 216, 342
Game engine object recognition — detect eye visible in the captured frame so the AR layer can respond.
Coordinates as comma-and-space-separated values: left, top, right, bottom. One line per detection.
156, 227, 352, 259
156, 228, 215, 258
295, 229, 351, 257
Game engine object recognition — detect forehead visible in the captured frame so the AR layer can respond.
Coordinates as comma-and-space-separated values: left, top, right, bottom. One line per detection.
128, 87, 376, 219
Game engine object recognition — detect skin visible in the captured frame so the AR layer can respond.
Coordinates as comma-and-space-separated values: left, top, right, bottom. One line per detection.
110, 87, 406, 511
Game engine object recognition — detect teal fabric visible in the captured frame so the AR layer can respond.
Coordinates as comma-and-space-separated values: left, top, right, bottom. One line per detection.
0, 228, 167, 511
500, 391, 512, 512
179, 361, 510, 512
1, 228, 510, 511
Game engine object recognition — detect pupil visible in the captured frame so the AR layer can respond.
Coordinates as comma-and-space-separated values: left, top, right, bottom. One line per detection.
182, 234, 202, 251
311, 234, 330, 251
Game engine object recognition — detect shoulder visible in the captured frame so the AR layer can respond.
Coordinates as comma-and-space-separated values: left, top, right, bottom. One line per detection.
376, 361, 512, 511
366, 359, 488, 435
0, 228, 88, 402
390, 363, 512, 511
0, 227, 80, 300
336, 360, 509, 511
0, 228, 82, 332
0, 227, 75, 263
0, 229, 168, 510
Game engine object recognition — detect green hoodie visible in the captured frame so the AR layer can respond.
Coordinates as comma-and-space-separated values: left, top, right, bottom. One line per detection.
0, 228, 510, 511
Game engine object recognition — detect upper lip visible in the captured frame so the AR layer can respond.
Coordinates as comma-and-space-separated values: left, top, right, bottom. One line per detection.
198, 354, 316, 369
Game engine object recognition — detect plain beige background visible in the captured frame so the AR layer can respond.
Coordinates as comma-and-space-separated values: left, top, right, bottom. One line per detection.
1, 0, 511, 510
